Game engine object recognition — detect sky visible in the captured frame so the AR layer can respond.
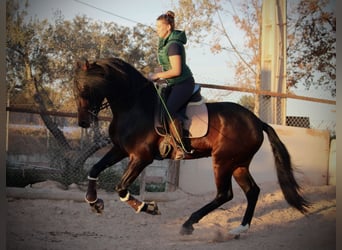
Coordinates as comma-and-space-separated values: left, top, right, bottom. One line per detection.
24, 0, 239, 84
26, 0, 169, 26
23, 0, 336, 129
24, 0, 243, 84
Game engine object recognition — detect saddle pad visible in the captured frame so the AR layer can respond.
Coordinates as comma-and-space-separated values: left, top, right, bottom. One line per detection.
184, 101, 208, 138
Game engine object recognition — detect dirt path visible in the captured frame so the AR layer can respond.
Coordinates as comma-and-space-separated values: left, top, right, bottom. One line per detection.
6, 182, 336, 250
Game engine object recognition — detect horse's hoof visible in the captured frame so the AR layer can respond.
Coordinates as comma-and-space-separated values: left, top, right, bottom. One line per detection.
90, 198, 104, 214
179, 224, 194, 235
228, 224, 249, 236
228, 224, 249, 239
145, 201, 161, 215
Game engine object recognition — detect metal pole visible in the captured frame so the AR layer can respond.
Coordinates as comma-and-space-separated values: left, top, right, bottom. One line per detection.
0, 1, 7, 248
260, 0, 287, 124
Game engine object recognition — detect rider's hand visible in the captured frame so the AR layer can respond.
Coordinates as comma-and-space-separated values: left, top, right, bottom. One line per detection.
148, 72, 159, 82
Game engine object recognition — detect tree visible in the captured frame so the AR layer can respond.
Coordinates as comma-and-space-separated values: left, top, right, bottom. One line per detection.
287, 0, 336, 97
6, 0, 47, 103
230, 0, 261, 89
226, 0, 262, 115
171, 0, 220, 44
171, 0, 336, 99
169, 0, 261, 85
238, 95, 255, 112
6, 0, 158, 186
171, 0, 262, 112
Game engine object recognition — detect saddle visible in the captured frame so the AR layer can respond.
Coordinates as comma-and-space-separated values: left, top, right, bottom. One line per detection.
154, 83, 209, 158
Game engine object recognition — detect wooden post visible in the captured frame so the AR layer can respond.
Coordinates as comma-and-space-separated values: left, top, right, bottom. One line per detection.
166, 160, 180, 192
139, 168, 146, 200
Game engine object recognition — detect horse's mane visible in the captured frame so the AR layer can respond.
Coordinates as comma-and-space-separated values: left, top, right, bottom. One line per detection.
76, 57, 152, 107
93, 58, 149, 89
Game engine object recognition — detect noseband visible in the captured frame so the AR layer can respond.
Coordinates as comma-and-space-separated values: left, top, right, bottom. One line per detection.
88, 101, 110, 118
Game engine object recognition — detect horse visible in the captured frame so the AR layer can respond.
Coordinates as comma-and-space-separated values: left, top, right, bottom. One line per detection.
74, 57, 309, 236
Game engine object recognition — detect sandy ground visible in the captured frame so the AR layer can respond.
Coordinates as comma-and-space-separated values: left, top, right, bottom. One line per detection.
6, 181, 336, 250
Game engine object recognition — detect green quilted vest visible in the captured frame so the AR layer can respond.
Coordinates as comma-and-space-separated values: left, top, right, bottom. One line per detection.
158, 30, 193, 86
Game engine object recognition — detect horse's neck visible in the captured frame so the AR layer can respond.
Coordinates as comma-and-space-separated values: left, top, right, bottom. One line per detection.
107, 84, 156, 118
108, 97, 155, 135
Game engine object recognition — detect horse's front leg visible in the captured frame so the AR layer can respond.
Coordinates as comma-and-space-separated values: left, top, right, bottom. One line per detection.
115, 156, 160, 215
86, 176, 104, 214
85, 146, 126, 213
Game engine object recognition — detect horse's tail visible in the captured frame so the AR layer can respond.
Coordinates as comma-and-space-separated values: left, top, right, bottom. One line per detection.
262, 122, 310, 213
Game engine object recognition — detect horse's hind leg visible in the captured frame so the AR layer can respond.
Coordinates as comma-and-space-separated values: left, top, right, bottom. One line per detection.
229, 166, 260, 235
180, 162, 234, 235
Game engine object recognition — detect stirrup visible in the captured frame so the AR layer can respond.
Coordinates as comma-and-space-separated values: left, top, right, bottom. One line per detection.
174, 148, 185, 160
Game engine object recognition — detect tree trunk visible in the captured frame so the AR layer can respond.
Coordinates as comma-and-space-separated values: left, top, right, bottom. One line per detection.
33, 78, 72, 151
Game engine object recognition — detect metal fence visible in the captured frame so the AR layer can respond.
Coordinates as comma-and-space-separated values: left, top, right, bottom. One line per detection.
6, 83, 336, 193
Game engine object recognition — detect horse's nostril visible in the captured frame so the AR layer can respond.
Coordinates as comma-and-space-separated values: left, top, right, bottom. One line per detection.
79, 121, 90, 128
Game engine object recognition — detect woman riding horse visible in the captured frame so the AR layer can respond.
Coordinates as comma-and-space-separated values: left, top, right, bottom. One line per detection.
74, 57, 309, 236
149, 11, 195, 160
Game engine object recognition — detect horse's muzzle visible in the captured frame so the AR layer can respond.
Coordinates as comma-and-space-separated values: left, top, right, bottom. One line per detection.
79, 120, 90, 128
78, 109, 91, 128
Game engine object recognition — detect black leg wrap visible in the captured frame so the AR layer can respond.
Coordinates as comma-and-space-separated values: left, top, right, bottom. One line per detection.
85, 179, 98, 204
115, 185, 129, 199
241, 185, 260, 226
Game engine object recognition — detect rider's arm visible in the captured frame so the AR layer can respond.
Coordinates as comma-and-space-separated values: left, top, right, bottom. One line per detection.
150, 43, 182, 81
154, 55, 181, 79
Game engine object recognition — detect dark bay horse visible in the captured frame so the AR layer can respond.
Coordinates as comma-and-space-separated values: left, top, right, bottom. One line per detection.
74, 57, 309, 236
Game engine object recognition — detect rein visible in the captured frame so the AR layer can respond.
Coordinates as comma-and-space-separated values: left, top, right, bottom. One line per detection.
152, 82, 193, 154
87, 79, 151, 118
88, 101, 110, 118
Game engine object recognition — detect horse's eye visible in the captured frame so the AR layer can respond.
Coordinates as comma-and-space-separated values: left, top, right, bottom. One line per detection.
79, 86, 91, 99
80, 92, 89, 99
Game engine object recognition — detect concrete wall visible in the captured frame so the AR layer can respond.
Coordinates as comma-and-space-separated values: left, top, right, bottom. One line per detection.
179, 125, 332, 195
7, 125, 334, 194
328, 139, 336, 185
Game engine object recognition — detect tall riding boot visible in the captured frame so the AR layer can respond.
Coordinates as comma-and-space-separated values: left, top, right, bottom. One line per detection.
170, 118, 185, 160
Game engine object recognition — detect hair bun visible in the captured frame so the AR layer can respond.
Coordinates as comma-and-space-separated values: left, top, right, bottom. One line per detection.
166, 11, 175, 19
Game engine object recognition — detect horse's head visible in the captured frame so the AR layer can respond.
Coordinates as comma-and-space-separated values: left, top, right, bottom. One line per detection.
74, 59, 106, 128
74, 57, 153, 128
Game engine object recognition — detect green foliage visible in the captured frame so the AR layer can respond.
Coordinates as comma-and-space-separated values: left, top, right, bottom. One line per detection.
237, 94, 255, 112
171, 0, 335, 98
286, 0, 335, 97
6, 0, 161, 187
171, 0, 220, 44
6, 0, 158, 113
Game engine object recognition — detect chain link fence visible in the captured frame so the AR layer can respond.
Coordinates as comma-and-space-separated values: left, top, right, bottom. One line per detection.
6, 85, 336, 192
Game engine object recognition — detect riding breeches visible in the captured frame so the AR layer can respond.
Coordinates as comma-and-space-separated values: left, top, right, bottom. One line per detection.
166, 77, 195, 119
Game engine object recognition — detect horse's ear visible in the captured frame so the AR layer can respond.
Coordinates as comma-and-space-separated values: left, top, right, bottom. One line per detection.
76, 59, 90, 71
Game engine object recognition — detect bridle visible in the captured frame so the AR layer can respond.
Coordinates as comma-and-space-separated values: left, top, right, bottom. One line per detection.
77, 61, 153, 122
87, 101, 110, 119
87, 79, 153, 119
89, 101, 110, 115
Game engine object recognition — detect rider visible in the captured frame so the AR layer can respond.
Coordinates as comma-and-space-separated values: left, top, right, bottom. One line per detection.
149, 10, 195, 160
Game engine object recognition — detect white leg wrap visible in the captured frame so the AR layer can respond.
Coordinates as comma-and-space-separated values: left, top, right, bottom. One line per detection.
87, 176, 98, 181
229, 224, 249, 235
136, 202, 145, 213
119, 191, 130, 202
84, 196, 98, 204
